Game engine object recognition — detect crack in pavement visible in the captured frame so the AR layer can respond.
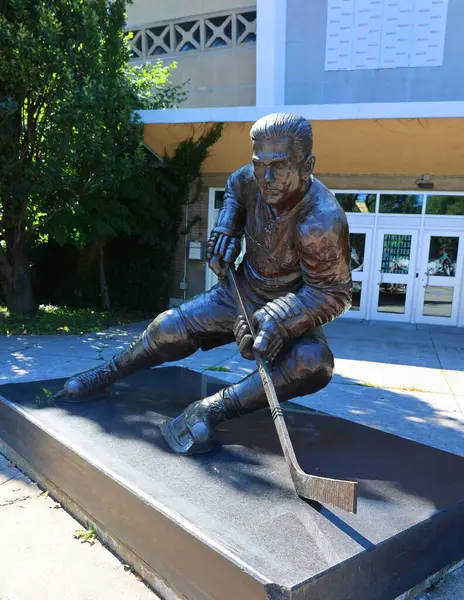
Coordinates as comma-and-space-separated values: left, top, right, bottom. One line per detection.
0, 493, 38, 507
429, 332, 462, 414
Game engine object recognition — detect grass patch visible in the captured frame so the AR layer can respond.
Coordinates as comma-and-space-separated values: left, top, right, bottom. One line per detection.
206, 365, 230, 373
0, 304, 151, 336
74, 525, 97, 546
35, 386, 55, 408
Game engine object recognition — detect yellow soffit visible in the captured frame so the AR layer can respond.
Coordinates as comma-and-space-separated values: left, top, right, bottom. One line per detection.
144, 118, 464, 175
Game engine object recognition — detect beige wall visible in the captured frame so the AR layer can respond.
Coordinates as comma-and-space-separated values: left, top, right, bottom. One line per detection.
164, 48, 255, 108
126, 1, 256, 108
126, 0, 255, 28
145, 118, 464, 180
170, 174, 228, 301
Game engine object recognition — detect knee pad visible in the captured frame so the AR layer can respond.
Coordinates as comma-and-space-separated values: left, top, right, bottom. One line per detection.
282, 340, 334, 398
143, 309, 198, 358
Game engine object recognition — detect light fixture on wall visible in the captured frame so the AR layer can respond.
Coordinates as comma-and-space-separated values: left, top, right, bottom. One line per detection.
415, 174, 434, 190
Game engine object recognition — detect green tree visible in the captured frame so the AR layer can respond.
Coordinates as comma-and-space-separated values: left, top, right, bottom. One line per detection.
104, 123, 223, 312
0, 0, 187, 313
379, 194, 423, 214
44, 123, 223, 311
426, 195, 464, 216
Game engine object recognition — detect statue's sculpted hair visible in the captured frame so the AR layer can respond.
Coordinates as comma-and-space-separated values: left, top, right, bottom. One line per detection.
250, 113, 313, 161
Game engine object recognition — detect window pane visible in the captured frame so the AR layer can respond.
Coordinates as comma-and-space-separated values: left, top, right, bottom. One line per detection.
423, 286, 454, 318
427, 236, 459, 277
378, 284, 407, 314
351, 281, 362, 311
214, 190, 225, 209
381, 234, 412, 274
335, 193, 376, 213
426, 195, 464, 216
379, 194, 423, 214
350, 233, 366, 272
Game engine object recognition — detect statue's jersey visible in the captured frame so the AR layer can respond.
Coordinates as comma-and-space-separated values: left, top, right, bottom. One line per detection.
218, 165, 352, 326
243, 181, 305, 298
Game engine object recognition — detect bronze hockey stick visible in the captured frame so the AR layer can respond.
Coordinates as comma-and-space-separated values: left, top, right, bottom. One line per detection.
229, 267, 358, 514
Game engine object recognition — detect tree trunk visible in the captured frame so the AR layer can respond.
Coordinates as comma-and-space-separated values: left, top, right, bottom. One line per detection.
98, 243, 111, 311
0, 249, 36, 314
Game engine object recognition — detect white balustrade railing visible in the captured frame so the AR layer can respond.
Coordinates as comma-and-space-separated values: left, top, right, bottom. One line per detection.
126, 8, 256, 61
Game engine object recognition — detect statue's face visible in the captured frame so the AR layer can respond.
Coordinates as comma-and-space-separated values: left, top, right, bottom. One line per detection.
252, 138, 312, 208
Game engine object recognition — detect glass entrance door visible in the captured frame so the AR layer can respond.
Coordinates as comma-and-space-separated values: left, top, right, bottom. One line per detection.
371, 230, 419, 322
415, 232, 463, 325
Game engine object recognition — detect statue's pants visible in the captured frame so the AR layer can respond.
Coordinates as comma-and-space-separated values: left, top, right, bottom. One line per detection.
133, 276, 334, 416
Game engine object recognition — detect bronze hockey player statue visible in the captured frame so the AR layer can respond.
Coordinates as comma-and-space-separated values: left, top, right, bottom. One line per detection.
57, 113, 352, 455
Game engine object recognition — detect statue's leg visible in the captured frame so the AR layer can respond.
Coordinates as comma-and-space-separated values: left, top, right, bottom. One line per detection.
58, 284, 237, 401
57, 308, 199, 400
160, 328, 334, 454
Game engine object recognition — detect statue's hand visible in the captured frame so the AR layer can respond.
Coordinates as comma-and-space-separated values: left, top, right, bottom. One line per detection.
206, 231, 241, 278
233, 309, 286, 362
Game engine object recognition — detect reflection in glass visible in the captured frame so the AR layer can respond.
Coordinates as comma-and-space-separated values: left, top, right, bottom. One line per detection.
335, 193, 376, 213
381, 234, 412, 274
350, 233, 366, 272
426, 195, 464, 216
379, 194, 423, 214
214, 190, 225, 209
378, 283, 407, 314
351, 281, 362, 311
427, 236, 459, 277
423, 286, 454, 318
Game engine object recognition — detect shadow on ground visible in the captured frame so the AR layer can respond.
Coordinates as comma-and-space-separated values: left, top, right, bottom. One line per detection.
1, 365, 464, 514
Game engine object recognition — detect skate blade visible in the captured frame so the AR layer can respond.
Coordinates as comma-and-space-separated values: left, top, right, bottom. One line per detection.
159, 418, 213, 455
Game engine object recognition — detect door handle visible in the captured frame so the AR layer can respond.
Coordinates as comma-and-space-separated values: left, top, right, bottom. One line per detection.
423, 271, 430, 288
377, 269, 383, 286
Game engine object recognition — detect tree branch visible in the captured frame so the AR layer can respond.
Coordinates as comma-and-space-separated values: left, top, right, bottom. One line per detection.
0, 244, 12, 279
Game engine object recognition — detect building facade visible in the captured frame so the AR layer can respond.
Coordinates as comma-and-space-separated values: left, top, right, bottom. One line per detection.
125, 0, 257, 107
129, 0, 464, 328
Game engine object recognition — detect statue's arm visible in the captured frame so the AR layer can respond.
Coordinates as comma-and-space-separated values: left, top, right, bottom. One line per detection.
207, 167, 248, 276
259, 217, 352, 339
212, 167, 247, 237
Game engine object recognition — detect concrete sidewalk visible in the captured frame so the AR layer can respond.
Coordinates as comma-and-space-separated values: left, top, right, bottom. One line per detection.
0, 455, 157, 600
0, 318, 463, 600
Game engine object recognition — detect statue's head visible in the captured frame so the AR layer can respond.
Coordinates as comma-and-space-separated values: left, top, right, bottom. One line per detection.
250, 113, 315, 209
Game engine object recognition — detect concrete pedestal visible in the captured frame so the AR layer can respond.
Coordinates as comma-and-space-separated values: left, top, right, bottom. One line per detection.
0, 367, 463, 600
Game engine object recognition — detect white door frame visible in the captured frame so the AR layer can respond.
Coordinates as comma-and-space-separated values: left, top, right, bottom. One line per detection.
205, 187, 222, 290
206, 187, 464, 326
344, 226, 374, 320
369, 228, 420, 322
415, 229, 464, 326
